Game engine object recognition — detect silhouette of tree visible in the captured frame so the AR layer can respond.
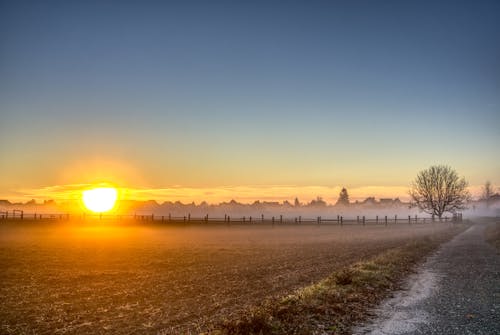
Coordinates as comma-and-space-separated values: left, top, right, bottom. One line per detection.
294, 197, 300, 207
482, 181, 494, 208
336, 188, 350, 206
409, 165, 470, 218
309, 196, 326, 207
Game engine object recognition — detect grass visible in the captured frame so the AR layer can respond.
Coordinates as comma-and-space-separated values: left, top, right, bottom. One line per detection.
208, 225, 466, 335
484, 220, 500, 251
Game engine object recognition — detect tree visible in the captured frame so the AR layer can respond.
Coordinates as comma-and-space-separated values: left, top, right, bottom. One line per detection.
336, 188, 350, 206
294, 197, 300, 207
482, 181, 494, 208
409, 165, 470, 218
309, 196, 326, 207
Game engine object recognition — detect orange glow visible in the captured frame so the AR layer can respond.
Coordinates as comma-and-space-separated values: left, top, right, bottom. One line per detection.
5, 184, 422, 206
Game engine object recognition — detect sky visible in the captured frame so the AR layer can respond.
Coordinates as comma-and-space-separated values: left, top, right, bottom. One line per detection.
1, 1, 499, 204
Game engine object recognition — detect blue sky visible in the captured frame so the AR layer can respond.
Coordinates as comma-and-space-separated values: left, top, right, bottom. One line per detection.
1, 1, 499, 202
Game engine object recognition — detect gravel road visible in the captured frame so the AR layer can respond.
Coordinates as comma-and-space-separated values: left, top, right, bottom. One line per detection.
355, 219, 500, 335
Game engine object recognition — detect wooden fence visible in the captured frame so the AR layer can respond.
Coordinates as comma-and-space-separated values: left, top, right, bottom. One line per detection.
0, 210, 464, 225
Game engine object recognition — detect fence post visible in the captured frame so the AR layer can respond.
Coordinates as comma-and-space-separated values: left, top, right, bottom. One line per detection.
317, 216, 321, 224
249, 216, 252, 223
394, 215, 397, 223
357, 215, 359, 224
280, 215, 283, 223
340, 216, 343, 226
408, 215, 411, 224
299, 215, 302, 223
362, 216, 365, 226
385, 215, 388, 226
272, 216, 275, 225
376, 215, 379, 224
415, 215, 417, 223
261, 214, 264, 222
152, 214, 154, 221
243, 216, 246, 222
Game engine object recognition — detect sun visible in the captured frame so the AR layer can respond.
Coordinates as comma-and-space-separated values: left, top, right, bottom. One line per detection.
82, 187, 118, 213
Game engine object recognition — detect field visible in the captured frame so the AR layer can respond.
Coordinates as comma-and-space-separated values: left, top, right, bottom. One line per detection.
0, 220, 462, 334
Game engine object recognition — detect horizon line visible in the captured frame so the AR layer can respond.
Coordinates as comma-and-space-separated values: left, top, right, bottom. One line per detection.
0, 183, 488, 204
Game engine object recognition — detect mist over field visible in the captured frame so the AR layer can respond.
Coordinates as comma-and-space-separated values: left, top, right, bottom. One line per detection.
2, 196, 498, 220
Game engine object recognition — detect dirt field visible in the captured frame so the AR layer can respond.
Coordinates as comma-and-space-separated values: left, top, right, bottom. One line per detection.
0, 220, 460, 334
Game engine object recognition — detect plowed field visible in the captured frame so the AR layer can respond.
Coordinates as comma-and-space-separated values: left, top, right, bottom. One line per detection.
0, 221, 456, 334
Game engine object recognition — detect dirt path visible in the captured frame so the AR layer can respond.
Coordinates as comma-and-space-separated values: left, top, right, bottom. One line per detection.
355, 219, 500, 335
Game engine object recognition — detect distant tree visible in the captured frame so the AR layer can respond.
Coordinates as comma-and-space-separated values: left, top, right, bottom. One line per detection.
409, 165, 470, 218
25, 199, 37, 205
336, 188, 350, 206
294, 197, 300, 207
482, 181, 494, 208
309, 196, 326, 207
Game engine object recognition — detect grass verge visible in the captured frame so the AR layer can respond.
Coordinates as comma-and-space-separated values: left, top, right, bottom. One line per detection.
205, 224, 467, 335
484, 220, 500, 251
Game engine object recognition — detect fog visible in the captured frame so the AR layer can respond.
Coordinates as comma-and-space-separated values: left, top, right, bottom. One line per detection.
2, 197, 498, 222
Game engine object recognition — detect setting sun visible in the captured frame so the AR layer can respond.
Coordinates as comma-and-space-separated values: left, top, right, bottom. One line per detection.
82, 187, 118, 213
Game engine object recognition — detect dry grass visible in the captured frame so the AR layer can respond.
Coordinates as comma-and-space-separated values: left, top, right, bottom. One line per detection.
209, 226, 466, 334
484, 220, 500, 251
0, 220, 466, 334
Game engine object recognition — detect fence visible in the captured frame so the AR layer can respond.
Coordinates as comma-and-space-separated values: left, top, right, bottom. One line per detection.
0, 210, 464, 225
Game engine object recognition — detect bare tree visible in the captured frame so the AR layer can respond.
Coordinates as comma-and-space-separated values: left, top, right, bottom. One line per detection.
409, 165, 470, 218
482, 181, 494, 208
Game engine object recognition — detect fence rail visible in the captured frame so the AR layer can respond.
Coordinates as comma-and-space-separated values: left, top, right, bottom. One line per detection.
0, 210, 464, 225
